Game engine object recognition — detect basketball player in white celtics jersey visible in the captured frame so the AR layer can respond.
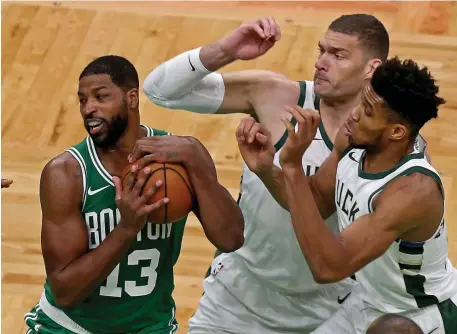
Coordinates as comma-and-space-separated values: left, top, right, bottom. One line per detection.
237, 57, 457, 333
136, 13, 417, 334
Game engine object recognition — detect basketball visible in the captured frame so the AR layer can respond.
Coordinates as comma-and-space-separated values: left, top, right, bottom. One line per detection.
122, 161, 195, 224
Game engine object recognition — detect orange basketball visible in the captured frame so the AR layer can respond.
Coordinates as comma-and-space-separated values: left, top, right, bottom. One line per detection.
122, 162, 195, 224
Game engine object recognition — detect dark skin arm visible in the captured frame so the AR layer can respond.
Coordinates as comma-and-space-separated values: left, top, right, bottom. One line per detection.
41, 153, 166, 308
283, 168, 443, 283
128, 136, 245, 252
279, 107, 444, 283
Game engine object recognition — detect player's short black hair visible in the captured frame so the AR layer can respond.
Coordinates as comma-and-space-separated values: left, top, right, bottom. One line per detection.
366, 314, 424, 334
79, 55, 139, 91
371, 56, 445, 137
328, 14, 389, 61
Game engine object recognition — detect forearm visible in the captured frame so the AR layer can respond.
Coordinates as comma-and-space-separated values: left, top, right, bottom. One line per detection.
188, 163, 244, 252
282, 167, 347, 283
50, 224, 138, 308
257, 165, 289, 210
199, 42, 236, 71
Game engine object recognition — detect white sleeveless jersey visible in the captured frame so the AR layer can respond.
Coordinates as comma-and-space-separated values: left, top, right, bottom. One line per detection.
336, 148, 457, 312
233, 81, 340, 294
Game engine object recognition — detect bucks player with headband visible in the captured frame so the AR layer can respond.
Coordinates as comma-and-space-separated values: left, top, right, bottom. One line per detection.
24, 55, 244, 334
136, 13, 400, 334
238, 57, 457, 333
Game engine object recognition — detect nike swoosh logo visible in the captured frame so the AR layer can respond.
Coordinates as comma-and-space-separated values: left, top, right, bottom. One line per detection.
337, 292, 351, 304
348, 152, 358, 163
87, 185, 110, 196
312, 138, 323, 141
428, 327, 439, 334
188, 54, 195, 71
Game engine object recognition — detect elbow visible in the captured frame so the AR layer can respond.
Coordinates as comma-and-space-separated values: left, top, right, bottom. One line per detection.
54, 296, 79, 310
218, 234, 244, 253
218, 219, 245, 252
311, 266, 344, 284
48, 277, 81, 309
142, 66, 172, 107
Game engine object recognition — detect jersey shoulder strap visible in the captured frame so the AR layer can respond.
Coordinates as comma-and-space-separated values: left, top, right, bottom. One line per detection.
275, 81, 320, 151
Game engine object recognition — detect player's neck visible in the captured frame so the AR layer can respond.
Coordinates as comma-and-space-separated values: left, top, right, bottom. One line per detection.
95, 118, 145, 175
363, 140, 416, 175
319, 92, 361, 142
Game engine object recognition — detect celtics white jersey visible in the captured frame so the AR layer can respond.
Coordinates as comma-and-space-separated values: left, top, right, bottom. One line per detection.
233, 81, 340, 293
336, 148, 457, 313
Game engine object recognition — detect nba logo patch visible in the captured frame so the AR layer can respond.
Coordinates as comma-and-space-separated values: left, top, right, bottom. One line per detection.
211, 262, 224, 276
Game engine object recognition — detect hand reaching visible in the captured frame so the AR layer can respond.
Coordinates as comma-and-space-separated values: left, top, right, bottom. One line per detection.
279, 106, 320, 170
219, 17, 281, 61
236, 117, 275, 175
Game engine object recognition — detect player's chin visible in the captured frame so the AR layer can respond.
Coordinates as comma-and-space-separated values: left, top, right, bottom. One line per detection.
313, 81, 334, 98
90, 133, 109, 147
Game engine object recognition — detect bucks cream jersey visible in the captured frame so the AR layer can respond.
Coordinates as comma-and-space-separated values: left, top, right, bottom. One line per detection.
39, 125, 185, 333
233, 81, 340, 294
336, 147, 457, 313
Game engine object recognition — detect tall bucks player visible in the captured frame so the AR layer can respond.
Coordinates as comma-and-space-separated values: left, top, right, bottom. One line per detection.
239, 57, 457, 334
141, 14, 393, 333
24, 56, 244, 334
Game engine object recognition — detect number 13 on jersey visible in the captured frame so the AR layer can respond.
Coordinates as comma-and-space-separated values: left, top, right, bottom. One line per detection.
100, 249, 160, 297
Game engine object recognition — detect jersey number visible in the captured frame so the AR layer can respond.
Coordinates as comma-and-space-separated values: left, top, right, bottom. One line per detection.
99, 249, 160, 297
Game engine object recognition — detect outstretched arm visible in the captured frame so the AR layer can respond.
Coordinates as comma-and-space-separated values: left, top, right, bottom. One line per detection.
283, 168, 444, 283
143, 17, 300, 144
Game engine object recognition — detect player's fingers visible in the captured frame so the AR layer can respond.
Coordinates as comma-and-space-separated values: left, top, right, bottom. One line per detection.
124, 166, 138, 192
267, 17, 277, 39
259, 17, 271, 38
144, 197, 170, 215
142, 179, 163, 200
247, 122, 261, 144
281, 116, 295, 139
247, 23, 266, 40
311, 112, 321, 130
112, 176, 123, 202
235, 118, 247, 140
129, 139, 157, 163
132, 154, 156, 171
255, 132, 269, 145
241, 117, 256, 139
236, 117, 254, 141
285, 106, 306, 130
136, 179, 163, 207
131, 167, 151, 197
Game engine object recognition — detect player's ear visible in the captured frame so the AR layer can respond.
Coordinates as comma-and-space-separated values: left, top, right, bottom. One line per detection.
364, 58, 382, 80
390, 123, 408, 142
127, 88, 139, 109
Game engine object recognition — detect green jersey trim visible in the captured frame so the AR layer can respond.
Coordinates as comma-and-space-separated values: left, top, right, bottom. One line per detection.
40, 292, 93, 333
275, 81, 322, 151
87, 136, 115, 186
367, 165, 443, 214
318, 120, 333, 151
274, 81, 306, 151
84, 125, 158, 187
358, 151, 425, 180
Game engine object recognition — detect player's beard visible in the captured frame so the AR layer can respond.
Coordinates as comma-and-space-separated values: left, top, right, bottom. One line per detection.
348, 134, 383, 154
91, 98, 129, 149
